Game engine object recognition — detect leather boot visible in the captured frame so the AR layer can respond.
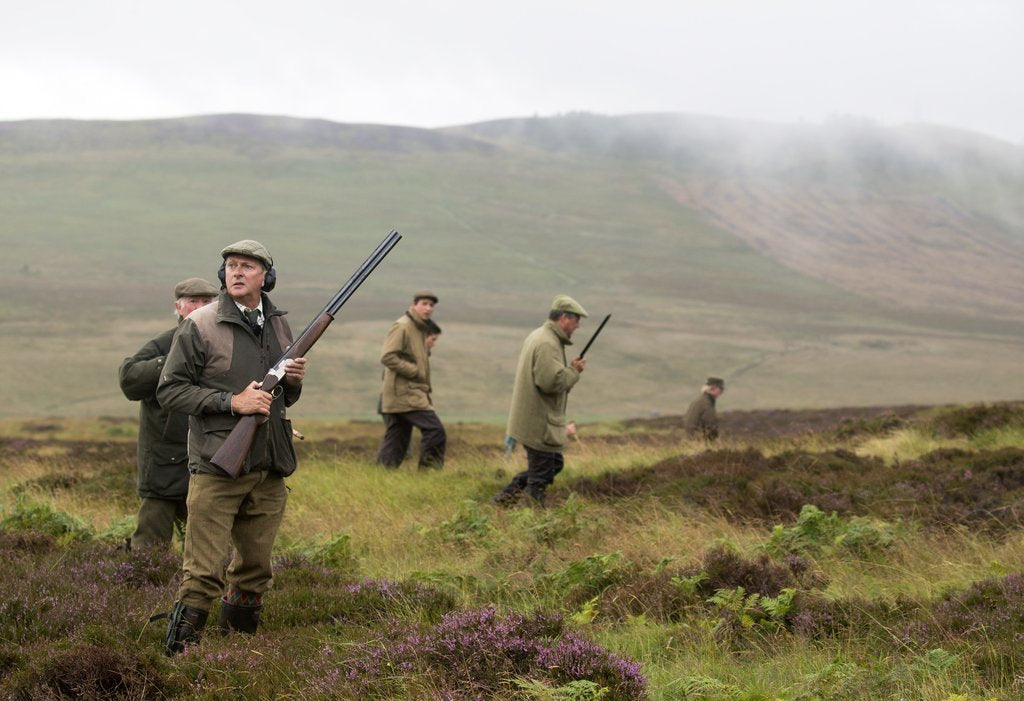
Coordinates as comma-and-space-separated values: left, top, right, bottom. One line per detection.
525, 485, 548, 508
218, 601, 262, 635
490, 488, 521, 508
162, 601, 208, 656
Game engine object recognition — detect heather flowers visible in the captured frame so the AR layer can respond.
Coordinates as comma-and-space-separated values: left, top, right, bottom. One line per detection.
314, 607, 647, 699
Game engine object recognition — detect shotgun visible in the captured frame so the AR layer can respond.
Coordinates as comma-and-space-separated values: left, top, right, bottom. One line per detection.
211, 230, 401, 477
578, 313, 610, 359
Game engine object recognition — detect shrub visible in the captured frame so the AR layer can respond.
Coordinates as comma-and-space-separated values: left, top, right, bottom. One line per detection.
318, 607, 646, 700
2, 643, 165, 700
931, 403, 1024, 438
791, 659, 887, 700
511, 492, 585, 546
438, 498, 494, 546
0, 530, 56, 554
764, 504, 897, 558
707, 586, 796, 644
921, 572, 1024, 683
0, 496, 93, 543
543, 553, 631, 607
270, 563, 457, 628
694, 544, 798, 597
0, 541, 179, 647
834, 413, 907, 439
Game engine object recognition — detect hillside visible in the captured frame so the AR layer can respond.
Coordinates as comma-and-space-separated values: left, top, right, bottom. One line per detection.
0, 112, 1022, 419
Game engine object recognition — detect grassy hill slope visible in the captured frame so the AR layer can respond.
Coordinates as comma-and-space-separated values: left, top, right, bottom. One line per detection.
1, 113, 1022, 419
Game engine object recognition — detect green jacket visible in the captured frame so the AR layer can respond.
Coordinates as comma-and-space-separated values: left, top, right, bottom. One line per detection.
506, 320, 581, 453
118, 324, 190, 499
684, 392, 718, 441
156, 291, 301, 476
379, 310, 433, 413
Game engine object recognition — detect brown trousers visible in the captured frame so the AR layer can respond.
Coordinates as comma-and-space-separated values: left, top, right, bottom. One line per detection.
177, 470, 287, 611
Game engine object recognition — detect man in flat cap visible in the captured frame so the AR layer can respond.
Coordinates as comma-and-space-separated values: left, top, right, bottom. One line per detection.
492, 294, 588, 507
156, 240, 307, 654
684, 377, 725, 442
119, 277, 219, 550
376, 290, 447, 469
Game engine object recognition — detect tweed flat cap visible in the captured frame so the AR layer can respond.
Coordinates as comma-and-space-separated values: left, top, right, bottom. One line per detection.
550, 294, 588, 318
413, 290, 439, 303
221, 240, 273, 269
174, 277, 219, 299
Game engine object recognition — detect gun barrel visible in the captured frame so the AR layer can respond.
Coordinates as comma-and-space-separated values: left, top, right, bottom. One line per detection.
325, 230, 401, 316
578, 313, 611, 358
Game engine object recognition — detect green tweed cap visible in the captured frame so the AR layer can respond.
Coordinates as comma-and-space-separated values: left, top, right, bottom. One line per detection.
706, 377, 725, 389
221, 240, 273, 269
413, 290, 439, 303
174, 277, 219, 299
550, 294, 588, 318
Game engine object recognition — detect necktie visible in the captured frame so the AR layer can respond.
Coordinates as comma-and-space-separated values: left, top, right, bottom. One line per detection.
243, 308, 261, 335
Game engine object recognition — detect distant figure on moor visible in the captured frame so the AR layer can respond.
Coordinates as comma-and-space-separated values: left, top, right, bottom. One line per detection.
683, 376, 725, 442
376, 290, 447, 470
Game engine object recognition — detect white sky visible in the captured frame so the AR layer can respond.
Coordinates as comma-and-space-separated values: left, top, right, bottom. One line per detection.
3, 0, 1022, 143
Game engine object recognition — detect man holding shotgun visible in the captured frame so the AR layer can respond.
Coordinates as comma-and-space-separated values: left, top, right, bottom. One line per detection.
156, 239, 306, 653
491, 294, 590, 508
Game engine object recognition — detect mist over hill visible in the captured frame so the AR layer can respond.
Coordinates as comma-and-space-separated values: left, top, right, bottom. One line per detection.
1, 112, 1022, 419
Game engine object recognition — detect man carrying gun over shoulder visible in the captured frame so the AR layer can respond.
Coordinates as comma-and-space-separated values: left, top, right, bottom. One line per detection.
491, 294, 588, 508
155, 239, 306, 655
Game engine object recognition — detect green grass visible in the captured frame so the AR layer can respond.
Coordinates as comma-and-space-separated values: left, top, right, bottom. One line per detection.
3, 403, 1024, 698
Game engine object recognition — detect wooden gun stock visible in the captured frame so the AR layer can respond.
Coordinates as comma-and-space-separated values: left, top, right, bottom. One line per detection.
210, 230, 401, 477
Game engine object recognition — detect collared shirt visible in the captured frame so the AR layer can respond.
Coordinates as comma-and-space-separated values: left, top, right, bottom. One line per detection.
233, 301, 264, 328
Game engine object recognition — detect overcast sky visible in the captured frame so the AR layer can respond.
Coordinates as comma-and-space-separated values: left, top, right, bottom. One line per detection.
3, 0, 1022, 144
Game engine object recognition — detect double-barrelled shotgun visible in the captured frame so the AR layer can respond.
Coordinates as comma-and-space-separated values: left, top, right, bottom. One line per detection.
211, 230, 402, 478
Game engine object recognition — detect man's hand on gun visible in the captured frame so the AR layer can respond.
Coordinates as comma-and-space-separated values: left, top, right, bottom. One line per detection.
570, 356, 586, 373
283, 357, 307, 385
229, 358, 307, 416
232, 382, 273, 416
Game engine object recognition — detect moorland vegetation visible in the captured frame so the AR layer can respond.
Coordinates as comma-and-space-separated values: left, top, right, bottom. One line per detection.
2, 113, 1024, 419
3, 401, 1024, 699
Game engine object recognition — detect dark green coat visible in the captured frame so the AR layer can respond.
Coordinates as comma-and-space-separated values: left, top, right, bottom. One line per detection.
506, 320, 581, 453
118, 325, 190, 499
156, 291, 301, 477
684, 392, 718, 441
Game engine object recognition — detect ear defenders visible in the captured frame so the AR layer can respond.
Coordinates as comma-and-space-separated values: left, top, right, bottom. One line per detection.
218, 261, 277, 292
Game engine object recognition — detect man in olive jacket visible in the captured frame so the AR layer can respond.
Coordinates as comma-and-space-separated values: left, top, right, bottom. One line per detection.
118, 277, 218, 549
492, 295, 588, 507
156, 240, 307, 655
684, 377, 725, 442
375, 290, 446, 469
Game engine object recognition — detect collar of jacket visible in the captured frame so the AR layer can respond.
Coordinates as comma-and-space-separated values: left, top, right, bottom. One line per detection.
214, 290, 285, 326
544, 319, 574, 346
405, 308, 430, 331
